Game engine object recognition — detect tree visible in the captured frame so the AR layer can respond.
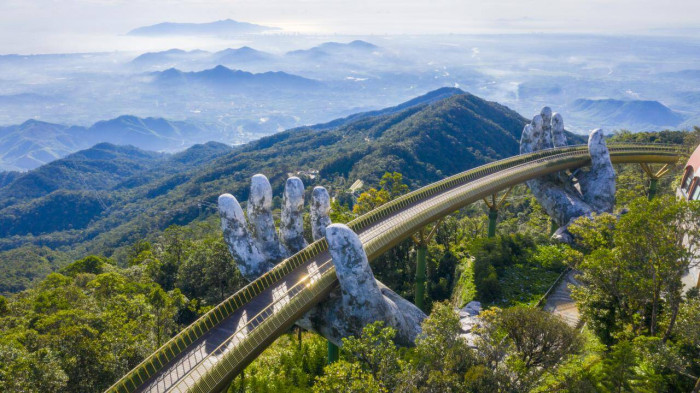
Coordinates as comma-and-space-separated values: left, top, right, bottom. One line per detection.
177, 236, 244, 304
0, 295, 7, 316
674, 293, 700, 392
60, 255, 108, 277
353, 188, 390, 215
399, 301, 475, 392
569, 197, 700, 341
379, 172, 409, 199
570, 248, 642, 344
614, 197, 700, 337
0, 341, 68, 393
600, 340, 640, 393
312, 361, 386, 393
479, 306, 583, 391
340, 322, 402, 390
203, 237, 244, 303
154, 226, 193, 290
148, 287, 184, 347
126, 240, 153, 266
352, 172, 409, 215
329, 200, 354, 224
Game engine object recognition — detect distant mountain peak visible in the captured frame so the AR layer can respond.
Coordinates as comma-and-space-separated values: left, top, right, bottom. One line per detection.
127, 19, 280, 36
307, 87, 465, 131
213, 46, 275, 63
320, 40, 377, 50
130, 49, 211, 67
221, 46, 257, 53
19, 119, 62, 128
286, 40, 379, 57
347, 40, 378, 49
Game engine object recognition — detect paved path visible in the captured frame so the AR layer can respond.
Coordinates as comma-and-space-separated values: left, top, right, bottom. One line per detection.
543, 270, 582, 328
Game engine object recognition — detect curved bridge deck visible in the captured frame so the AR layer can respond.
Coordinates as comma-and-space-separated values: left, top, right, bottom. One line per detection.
107, 143, 682, 393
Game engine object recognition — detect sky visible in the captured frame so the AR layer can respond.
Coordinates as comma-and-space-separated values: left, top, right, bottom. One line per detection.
1, 0, 699, 54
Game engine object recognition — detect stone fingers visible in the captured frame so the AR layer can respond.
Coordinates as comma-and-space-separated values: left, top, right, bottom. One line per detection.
310, 186, 332, 241
325, 224, 386, 319
530, 114, 544, 152
551, 112, 570, 184
520, 124, 535, 154
218, 193, 271, 280
280, 177, 308, 254
552, 112, 567, 147
538, 107, 553, 150
248, 174, 287, 261
580, 129, 616, 213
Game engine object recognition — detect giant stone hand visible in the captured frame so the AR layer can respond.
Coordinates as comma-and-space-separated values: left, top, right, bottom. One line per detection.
218, 175, 426, 346
520, 107, 616, 241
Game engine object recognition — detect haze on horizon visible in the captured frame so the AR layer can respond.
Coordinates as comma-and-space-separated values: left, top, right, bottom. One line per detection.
1, 0, 699, 54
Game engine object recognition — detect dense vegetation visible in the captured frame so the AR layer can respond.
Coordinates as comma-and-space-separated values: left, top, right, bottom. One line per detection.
1, 92, 698, 391
0, 224, 242, 392
0, 90, 586, 293
2, 148, 699, 391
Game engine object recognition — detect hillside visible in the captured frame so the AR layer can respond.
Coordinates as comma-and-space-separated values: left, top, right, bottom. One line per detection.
0, 120, 78, 170
0, 143, 166, 206
308, 87, 465, 131
0, 141, 232, 207
0, 89, 583, 292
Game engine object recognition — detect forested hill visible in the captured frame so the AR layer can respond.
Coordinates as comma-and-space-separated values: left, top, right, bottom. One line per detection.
0, 89, 582, 292
0, 142, 232, 207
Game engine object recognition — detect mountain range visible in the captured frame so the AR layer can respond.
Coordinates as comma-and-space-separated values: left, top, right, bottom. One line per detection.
130, 47, 276, 69
0, 116, 222, 171
0, 88, 589, 292
128, 40, 381, 73
127, 19, 279, 36
150, 65, 321, 91
130, 49, 211, 67
569, 98, 686, 131
286, 40, 379, 60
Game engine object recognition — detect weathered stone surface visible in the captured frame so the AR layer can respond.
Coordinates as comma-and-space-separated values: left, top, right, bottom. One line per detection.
218, 193, 271, 281
219, 175, 426, 347
458, 301, 483, 348
580, 129, 616, 213
247, 174, 287, 261
520, 108, 616, 239
310, 186, 332, 241
280, 177, 308, 254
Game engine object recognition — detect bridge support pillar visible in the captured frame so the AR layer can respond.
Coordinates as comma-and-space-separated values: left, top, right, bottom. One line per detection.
415, 245, 427, 311
487, 209, 498, 238
411, 219, 443, 312
648, 178, 658, 200
483, 187, 513, 239
640, 163, 671, 200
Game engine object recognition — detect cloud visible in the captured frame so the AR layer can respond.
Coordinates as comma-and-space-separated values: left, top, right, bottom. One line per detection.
1, 0, 700, 53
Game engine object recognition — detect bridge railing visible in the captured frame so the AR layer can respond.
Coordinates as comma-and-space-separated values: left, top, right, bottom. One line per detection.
106, 143, 683, 393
